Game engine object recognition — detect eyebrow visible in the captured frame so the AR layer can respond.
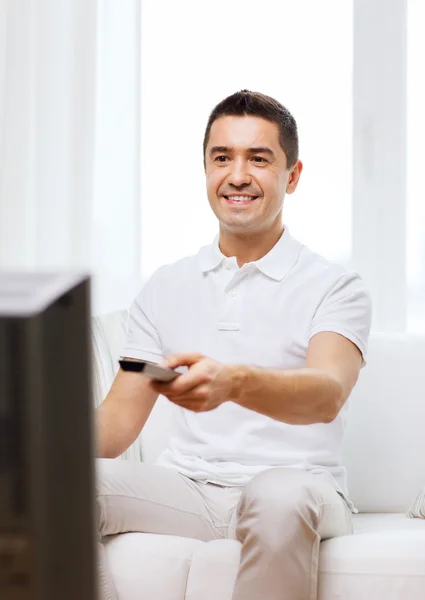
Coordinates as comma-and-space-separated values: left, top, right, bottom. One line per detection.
247, 147, 276, 159
210, 146, 233, 155
209, 146, 276, 159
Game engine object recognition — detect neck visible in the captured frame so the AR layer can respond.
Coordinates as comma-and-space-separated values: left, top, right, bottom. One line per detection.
218, 221, 284, 267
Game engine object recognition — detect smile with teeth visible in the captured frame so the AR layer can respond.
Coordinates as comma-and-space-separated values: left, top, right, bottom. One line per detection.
225, 195, 258, 203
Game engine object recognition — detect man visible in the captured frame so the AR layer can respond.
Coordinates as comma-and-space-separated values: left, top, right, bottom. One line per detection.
96, 90, 371, 600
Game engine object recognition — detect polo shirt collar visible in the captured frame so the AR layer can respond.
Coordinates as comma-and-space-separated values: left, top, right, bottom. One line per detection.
198, 226, 303, 281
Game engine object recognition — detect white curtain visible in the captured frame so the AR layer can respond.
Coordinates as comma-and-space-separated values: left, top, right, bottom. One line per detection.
0, 0, 142, 315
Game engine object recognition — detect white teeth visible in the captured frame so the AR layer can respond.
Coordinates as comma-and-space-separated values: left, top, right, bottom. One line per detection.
227, 196, 256, 202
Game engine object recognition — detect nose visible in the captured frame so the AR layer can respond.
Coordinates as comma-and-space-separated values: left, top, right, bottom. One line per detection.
227, 158, 252, 188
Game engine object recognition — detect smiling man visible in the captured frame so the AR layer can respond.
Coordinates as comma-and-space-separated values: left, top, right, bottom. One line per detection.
96, 91, 371, 600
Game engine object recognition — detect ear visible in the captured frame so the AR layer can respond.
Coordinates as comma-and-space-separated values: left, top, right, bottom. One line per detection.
286, 160, 303, 194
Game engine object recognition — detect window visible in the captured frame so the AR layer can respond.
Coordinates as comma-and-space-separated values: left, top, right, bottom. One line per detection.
407, 0, 425, 333
140, 0, 425, 335
140, 0, 353, 278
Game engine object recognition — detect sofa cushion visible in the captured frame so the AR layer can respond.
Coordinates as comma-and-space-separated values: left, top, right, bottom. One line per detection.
353, 512, 425, 533
185, 539, 240, 600
105, 533, 205, 600
106, 534, 241, 600
104, 514, 425, 600
319, 513, 425, 598
319, 528, 425, 599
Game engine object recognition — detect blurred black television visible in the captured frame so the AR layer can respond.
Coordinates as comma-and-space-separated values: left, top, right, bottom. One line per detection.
0, 272, 97, 600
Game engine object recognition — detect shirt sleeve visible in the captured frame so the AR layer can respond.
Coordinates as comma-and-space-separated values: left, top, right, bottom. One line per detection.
309, 271, 372, 365
121, 269, 165, 363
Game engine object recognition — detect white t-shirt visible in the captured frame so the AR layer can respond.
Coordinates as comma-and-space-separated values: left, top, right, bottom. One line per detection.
123, 227, 372, 509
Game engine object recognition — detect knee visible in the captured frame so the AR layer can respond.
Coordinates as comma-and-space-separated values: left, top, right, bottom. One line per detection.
238, 468, 323, 528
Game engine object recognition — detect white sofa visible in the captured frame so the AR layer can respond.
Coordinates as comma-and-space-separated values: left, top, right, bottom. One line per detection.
92, 310, 425, 600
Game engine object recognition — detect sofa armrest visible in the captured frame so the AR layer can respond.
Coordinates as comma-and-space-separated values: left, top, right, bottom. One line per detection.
91, 309, 143, 462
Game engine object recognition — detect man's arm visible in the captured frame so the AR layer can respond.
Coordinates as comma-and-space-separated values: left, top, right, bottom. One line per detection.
154, 332, 363, 425
231, 331, 362, 424
95, 361, 159, 458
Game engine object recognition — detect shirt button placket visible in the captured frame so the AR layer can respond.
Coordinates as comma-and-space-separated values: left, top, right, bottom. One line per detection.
220, 270, 245, 326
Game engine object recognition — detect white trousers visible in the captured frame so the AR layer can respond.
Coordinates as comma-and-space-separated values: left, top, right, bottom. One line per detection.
96, 459, 352, 600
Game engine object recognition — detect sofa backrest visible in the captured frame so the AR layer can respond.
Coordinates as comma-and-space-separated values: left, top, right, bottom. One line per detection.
94, 310, 425, 513
342, 334, 425, 512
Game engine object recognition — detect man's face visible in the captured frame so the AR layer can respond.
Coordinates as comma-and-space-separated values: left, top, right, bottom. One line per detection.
204, 115, 301, 235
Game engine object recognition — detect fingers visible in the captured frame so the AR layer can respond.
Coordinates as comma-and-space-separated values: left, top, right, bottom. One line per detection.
151, 354, 224, 413
151, 370, 204, 396
162, 353, 204, 370
167, 389, 216, 412
152, 359, 211, 396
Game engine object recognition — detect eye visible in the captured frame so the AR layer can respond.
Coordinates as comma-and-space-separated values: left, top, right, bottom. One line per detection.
214, 155, 230, 163
251, 156, 267, 164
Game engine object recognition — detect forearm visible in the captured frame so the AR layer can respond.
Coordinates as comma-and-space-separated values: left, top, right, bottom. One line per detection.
229, 365, 344, 425
94, 369, 158, 459
95, 404, 132, 459
95, 400, 149, 459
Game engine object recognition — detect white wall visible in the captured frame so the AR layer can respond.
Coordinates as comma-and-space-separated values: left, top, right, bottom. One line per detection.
140, 0, 353, 277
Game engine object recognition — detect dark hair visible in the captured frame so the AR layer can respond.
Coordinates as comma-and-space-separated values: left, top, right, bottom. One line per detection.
203, 90, 299, 168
